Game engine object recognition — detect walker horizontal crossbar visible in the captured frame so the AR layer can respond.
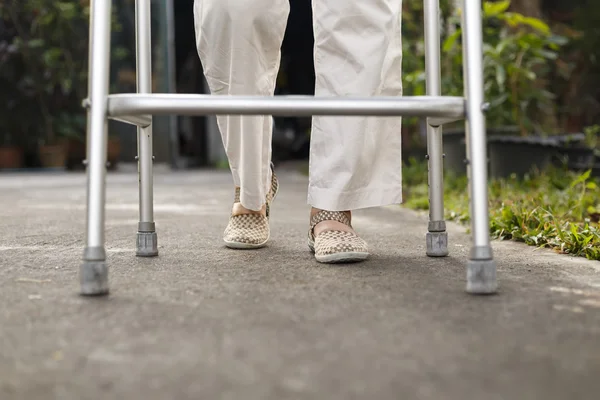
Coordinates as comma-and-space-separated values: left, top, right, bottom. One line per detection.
107, 94, 465, 118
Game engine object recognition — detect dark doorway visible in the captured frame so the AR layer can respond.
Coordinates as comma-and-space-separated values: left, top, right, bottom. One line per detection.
173, 0, 208, 168
172, 0, 316, 167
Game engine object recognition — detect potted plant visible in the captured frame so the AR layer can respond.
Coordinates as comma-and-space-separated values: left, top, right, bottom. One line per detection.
557, 124, 600, 176
4, 1, 127, 171
107, 132, 122, 170
445, 1, 576, 177
4, 1, 74, 168
0, 128, 24, 170
0, 107, 25, 172
402, 1, 573, 176
0, 101, 30, 170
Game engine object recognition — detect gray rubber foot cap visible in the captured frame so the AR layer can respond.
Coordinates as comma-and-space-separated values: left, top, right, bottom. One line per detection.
80, 261, 109, 296
426, 231, 449, 257
136, 231, 158, 257
466, 259, 498, 294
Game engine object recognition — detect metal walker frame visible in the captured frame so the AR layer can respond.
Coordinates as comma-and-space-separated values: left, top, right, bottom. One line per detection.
80, 0, 497, 296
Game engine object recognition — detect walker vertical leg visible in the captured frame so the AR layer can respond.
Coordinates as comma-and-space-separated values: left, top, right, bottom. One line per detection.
461, 0, 497, 294
135, 0, 158, 257
80, 0, 112, 295
424, 0, 449, 257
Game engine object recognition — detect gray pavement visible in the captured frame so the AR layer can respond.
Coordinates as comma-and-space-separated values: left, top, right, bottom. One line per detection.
1, 163, 600, 400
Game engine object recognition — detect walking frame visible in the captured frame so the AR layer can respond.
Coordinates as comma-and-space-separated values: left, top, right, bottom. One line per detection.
80, 0, 497, 296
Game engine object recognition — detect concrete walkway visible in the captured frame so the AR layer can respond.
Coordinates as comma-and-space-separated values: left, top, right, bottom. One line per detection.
1, 164, 599, 399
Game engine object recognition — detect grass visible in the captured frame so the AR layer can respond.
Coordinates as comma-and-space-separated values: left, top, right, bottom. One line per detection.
402, 158, 600, 261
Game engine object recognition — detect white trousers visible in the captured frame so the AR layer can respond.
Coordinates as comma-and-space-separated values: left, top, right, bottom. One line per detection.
194, 0, 403, 211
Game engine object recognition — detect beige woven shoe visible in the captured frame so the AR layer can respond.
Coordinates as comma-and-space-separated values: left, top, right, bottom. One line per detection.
307, 210, 369, 263
223, 165, 279, 249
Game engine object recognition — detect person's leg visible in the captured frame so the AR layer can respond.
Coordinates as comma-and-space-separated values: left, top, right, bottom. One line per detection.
308, 0, 403, 262
194, 0, 289, 248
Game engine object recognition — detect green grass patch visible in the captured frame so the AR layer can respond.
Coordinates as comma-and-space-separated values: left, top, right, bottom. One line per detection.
402, 158, 600, 260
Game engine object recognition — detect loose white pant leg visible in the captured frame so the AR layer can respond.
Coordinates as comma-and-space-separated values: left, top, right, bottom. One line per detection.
193, 0, 290, 211
309, 0, 404, 211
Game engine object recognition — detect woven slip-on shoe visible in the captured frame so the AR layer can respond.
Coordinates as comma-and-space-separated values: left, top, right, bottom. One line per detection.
307, 210, 369, 263
223, 164, 279, 249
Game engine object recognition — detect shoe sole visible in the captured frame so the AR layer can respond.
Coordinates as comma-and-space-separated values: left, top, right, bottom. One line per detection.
224, 239, 269, 250
315, 252, 370, 264
308, 240, 369, 264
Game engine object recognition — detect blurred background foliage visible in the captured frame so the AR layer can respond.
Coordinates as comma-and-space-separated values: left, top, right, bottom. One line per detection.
0, 0, 599, 168
402, 0, 600, 137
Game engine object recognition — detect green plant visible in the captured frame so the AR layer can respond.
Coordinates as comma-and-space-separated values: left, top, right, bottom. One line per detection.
582, 124, 600, 157
1, 0, 127, 146
403, 158, 600, 260
403, 1, 569, 136
443, 0, 568, 135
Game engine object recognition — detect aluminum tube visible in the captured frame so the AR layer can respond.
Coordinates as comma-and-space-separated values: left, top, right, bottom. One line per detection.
85, 0, 112, 250
462, 0, 491, 250
136, 0, 152, 94
165, 0, 179, 168
85, 1, 94, 162
135, 0, 154, 226
107, 94, 465, 118
424, 0, 445, 223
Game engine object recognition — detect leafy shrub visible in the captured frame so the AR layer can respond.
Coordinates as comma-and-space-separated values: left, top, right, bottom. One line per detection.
403, 158, 600, 260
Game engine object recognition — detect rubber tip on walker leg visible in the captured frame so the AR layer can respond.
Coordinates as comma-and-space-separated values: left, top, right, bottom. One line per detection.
466, 259, 498, 294
80, 261, 109, 296
426, 231, 449, 257
136, 231, 158, 257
